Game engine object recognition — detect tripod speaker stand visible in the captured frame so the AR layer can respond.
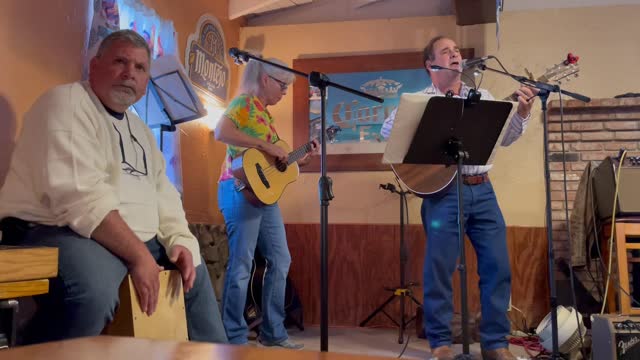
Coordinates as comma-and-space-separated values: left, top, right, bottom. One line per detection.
359, 182, 422, 344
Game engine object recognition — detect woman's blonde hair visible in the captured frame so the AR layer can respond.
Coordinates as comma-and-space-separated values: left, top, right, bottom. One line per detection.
239, 54, 295, 96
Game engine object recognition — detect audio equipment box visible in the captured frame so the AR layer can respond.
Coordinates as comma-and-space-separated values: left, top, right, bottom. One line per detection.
592, 155, 640, 220
592, 314, 640, 360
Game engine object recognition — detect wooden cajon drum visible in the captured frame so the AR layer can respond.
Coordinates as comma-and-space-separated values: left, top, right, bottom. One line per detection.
104, 270, 188, 340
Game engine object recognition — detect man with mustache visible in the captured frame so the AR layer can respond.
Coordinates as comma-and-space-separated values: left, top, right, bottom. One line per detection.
381, 36, 535, 360
0, 30, 227, 344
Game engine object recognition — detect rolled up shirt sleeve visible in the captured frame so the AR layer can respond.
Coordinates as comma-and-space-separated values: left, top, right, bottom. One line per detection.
148, 128, 202, 266
35, 86, 120, 238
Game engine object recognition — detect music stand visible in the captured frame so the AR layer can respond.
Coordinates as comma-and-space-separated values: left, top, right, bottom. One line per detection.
384, 93, 515, 358
133, 54, 207, 151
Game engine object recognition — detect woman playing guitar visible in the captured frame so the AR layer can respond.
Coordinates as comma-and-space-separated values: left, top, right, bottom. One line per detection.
214, 55, 317, 349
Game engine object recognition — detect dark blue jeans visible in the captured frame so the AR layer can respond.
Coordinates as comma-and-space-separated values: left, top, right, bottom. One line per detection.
5, 223, 227, 344
421, 180, 511, 350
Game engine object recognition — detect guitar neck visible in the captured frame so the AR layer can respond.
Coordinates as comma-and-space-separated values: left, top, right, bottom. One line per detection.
502, 56, 580, 101
287, 141, 313, 165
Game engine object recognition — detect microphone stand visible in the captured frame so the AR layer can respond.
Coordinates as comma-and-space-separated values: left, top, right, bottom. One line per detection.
477, 62, 590, 359
229, 49, 383, 352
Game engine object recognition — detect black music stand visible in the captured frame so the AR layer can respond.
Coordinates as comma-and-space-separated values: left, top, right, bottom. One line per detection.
385, 94, 514, 358
132, 54, 207, 151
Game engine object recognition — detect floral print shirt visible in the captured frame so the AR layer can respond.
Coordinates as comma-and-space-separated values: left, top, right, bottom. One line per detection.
218, 94, 279, 181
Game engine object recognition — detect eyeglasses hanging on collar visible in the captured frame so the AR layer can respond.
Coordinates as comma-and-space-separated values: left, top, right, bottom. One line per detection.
112, 113, 148, 177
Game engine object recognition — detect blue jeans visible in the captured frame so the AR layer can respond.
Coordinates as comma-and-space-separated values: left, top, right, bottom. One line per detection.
217, 179, 291, 344
421, 180, 511, 351
7, 223, 227, 344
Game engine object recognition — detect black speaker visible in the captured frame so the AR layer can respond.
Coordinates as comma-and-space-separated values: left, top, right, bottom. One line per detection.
592, 156, 640, 220
592, 314, 640, 360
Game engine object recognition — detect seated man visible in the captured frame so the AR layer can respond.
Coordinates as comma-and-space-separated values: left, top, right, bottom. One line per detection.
0, 30, 227, 344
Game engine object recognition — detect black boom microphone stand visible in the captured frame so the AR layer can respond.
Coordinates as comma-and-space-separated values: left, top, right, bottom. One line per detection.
477, 61, 590, 359
229, 48, 383, 352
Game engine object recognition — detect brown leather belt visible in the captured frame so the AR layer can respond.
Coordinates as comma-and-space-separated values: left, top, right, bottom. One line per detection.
462, 173, 489, 186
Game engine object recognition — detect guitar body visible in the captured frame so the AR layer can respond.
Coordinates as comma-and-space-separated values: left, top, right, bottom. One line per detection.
231, 140, 299, 206
391, 163, 457, 197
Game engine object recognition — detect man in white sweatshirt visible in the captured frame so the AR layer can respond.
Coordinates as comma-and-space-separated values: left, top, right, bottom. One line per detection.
0, 30, 227, 344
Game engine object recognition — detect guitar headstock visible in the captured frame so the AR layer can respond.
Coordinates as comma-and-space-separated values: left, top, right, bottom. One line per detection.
326, 125, 341, 143
535, 53, 581, 84
310, 124, 342, 144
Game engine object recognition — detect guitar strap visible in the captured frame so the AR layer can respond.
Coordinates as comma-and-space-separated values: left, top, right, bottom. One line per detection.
233, 178, 247, 192
267, 109, 280, 144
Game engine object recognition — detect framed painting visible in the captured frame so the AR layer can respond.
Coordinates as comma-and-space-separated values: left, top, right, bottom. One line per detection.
292, 49, 474, 172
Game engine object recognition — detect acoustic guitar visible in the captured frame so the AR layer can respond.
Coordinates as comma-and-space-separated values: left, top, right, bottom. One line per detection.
391, 53, 581, 197
232, 126, 339, 206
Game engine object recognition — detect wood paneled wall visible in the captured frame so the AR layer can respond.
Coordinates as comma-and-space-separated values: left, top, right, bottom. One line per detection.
285, 224, 549, 329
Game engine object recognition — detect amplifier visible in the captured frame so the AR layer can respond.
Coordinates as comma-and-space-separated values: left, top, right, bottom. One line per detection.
592, 314, 640, 360
592, 156, 640, 220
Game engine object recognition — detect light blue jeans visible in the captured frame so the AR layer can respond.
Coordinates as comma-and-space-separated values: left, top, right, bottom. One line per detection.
218, 179, 291, 344
8, 223, 227, 344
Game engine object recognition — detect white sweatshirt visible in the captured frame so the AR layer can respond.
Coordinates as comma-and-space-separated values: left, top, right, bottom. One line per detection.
0, 82, 201, 266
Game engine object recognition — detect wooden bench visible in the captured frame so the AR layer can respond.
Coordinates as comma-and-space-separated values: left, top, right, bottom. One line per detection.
0, 246, 58, 300
103, 270, 188, 341
0, 246, 58, 347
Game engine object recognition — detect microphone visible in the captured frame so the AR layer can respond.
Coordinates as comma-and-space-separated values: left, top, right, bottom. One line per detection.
462, 55, 492, 69
229, 47, 250, 64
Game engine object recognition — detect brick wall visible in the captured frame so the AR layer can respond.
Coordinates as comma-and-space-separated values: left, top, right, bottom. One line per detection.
547, 97, 640, 261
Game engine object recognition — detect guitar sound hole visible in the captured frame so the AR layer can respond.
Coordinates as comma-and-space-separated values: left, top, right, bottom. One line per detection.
275, 160, 287, 172
255, 163, 270, 188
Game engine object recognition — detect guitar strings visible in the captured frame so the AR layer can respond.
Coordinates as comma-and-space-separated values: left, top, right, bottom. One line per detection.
258, 143, 313, 175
